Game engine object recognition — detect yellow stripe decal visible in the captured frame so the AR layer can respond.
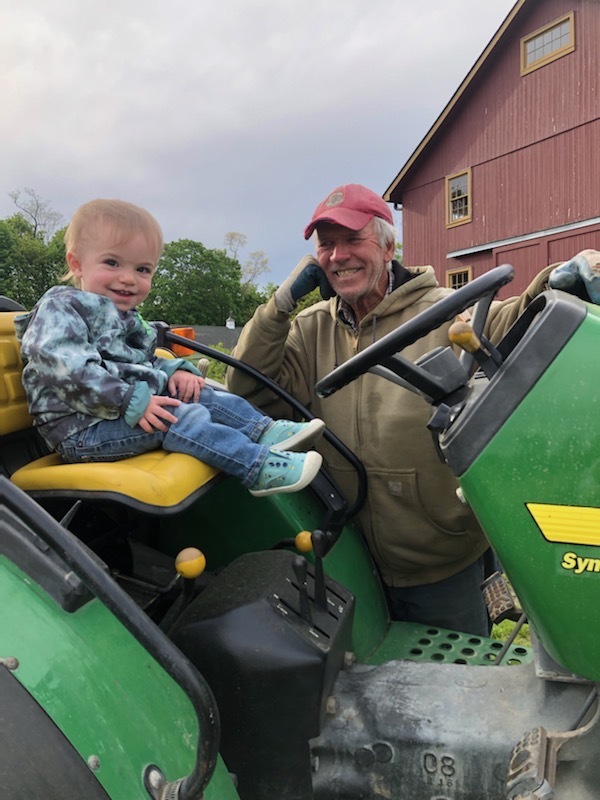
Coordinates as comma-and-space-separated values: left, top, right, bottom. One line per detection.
527, 503, 600, 546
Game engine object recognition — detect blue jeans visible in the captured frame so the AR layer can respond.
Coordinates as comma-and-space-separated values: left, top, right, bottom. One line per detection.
57, 386, 272, 487
385, 554, 492, 636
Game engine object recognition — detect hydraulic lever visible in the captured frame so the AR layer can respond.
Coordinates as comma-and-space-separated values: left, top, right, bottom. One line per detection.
292, 556, 312, 623
448, 320, 503, 379
311, 529, 328, 610
160, 547, 206, 633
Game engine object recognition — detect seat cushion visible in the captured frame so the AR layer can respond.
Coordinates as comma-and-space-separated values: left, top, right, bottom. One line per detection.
11, 451, 222, 513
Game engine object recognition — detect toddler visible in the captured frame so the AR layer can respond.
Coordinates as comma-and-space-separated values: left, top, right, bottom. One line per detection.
15, 199, 324, 497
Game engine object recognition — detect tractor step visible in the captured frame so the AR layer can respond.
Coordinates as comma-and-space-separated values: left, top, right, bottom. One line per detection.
368, 620, 532, 667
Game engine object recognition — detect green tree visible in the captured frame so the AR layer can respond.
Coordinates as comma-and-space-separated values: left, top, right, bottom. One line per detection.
236, 282, 270, 324
0, 221, 18, 300
142, 239, 247, 325
46, 226, 68, 278
0, 215, 64, 308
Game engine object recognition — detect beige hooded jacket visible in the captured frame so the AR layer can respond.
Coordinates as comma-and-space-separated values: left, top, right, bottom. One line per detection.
227, 264, 552, 587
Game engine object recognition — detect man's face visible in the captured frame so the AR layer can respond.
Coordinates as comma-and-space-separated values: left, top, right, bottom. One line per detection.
315, 219, 395, 315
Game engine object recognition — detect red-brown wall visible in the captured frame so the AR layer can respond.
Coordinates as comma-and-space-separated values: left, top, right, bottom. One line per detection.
397, 0, 600, 295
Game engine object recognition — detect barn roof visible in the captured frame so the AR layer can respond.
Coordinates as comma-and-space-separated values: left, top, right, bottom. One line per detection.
384, 0, 529, 204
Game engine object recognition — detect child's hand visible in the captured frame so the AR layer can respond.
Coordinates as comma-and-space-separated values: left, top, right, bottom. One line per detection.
168, 370, 205, 403
139, 395, 181, 433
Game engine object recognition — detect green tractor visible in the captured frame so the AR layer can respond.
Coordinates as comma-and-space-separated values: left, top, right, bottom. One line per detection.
1, 266, 599, 799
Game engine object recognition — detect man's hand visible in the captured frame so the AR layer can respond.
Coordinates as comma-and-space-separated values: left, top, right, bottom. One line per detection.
274, 255, 335, 314
168, 370, 205, 403
138, 395, 181, 433
548, 250, 600, 303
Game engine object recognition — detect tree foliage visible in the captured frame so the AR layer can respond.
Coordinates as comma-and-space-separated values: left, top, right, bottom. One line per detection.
0, 214, 65, 308
141, 239, 268, 326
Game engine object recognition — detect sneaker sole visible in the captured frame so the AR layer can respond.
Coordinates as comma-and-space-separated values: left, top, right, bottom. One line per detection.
249, 451, 323, 497
270, 418, 326, 451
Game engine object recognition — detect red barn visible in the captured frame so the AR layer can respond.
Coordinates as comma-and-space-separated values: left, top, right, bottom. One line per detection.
384, 0, 600, 296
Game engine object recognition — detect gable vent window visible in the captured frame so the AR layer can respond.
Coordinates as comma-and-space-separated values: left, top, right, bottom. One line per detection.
521, 12, 575, 75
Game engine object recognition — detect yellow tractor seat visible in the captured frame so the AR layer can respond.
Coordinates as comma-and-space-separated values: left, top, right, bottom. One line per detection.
11, 451, 221, 513
0, 311, 223, 514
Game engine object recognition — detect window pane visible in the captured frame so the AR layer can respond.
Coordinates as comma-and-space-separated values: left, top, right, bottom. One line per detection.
525, 17, 571, 66
449, 270, 470, 289
449, 173, 469, 222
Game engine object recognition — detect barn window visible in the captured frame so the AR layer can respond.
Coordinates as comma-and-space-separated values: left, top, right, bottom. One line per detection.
446, 169, 471, 228
447, 267, 472, 290
521, 12, 575, 75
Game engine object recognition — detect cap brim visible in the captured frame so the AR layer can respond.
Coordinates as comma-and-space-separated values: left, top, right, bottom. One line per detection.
304, 209, 375, 240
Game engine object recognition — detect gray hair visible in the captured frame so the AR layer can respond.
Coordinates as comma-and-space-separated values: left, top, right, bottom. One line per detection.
372, 216, 398, 248
372, 217, 398, 272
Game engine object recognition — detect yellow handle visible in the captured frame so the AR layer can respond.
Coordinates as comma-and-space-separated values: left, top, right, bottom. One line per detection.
295, 531, 314, 553
175, 547, 207, 579
448, 320, 482, 354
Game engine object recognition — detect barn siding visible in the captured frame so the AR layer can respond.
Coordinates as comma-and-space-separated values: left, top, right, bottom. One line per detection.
394, 0, 600, 294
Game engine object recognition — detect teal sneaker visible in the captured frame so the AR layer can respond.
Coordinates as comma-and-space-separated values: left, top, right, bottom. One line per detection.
249, 450, 323, 497
258, 418, 325, 451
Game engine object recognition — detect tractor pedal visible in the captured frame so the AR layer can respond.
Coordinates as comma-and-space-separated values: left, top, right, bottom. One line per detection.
505, 727, 554, 799
481, 571, 522, 624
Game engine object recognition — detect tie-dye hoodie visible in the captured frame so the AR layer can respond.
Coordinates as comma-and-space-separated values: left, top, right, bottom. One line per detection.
14, 285, 199, 450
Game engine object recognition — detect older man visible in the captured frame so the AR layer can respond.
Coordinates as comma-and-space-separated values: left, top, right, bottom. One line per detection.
227, 184, 554, 635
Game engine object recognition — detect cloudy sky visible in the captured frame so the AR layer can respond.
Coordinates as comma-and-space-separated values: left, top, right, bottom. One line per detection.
1, 0, 515, 287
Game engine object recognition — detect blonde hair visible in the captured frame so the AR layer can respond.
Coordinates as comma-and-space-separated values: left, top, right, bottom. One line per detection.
63, 199, 164, 286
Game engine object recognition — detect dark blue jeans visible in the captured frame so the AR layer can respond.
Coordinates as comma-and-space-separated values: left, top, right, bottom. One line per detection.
385, 553, 492, 636
57, 386, 272, 487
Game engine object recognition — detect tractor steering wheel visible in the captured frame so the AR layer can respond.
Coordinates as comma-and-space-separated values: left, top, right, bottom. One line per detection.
315, 264, 514, 399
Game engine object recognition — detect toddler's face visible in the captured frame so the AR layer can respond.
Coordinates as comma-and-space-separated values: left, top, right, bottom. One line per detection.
67, 225, 158, 312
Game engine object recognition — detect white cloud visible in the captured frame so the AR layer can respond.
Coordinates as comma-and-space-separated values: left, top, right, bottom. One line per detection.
1, 0, 515, 285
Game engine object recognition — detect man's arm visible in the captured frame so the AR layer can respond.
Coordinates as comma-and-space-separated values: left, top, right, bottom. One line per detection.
486, 264, 554, 343
488, 251, 600, 340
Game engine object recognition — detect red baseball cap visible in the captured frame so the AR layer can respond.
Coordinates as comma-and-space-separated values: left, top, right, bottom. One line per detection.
304, 184, 393, 240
